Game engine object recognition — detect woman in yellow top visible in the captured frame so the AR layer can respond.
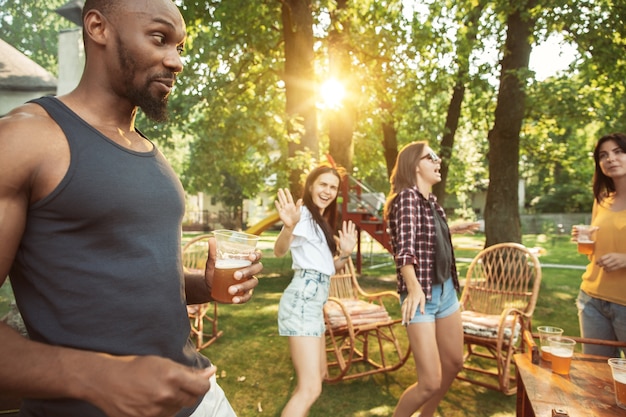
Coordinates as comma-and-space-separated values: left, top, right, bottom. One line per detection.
574, 132, 626, 357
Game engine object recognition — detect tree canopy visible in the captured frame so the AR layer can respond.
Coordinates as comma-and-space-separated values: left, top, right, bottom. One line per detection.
2, 0, 626, 241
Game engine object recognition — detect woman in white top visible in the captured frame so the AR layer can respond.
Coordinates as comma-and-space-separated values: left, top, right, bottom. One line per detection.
274, 165, 357, 417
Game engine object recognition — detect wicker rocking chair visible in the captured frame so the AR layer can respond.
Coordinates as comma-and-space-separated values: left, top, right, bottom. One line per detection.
323, 257, 410, 383
182, 234, 223, 350
456, 242, 542, 395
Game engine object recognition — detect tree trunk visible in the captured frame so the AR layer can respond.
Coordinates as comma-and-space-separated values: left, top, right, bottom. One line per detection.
382, 120, 398, 180
484, 0, 536, 246
432, 1, 485, 206
327, 0, 354, 174
433, 81, 464, 207
282, 0, 318, 194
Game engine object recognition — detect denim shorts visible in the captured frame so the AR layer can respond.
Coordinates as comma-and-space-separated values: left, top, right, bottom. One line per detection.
400, 277, 459, 324
278, 269, 330, 337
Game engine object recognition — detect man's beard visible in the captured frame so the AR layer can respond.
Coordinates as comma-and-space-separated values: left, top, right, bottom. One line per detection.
131, 86, 169, 122
117, 40, 170, 122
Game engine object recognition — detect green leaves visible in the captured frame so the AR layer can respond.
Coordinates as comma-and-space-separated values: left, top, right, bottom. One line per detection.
4, 0, 626, 219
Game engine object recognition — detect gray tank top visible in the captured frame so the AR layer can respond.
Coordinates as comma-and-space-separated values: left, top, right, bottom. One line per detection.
10, 97, 208, 416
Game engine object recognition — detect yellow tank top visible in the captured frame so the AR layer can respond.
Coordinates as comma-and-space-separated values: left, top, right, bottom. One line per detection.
580, 197, 626, 305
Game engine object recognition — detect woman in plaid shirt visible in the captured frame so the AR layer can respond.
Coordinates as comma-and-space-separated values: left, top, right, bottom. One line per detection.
384, 141, 479, 417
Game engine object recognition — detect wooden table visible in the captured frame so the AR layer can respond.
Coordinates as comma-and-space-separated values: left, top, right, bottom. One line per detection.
515, 352, 626, 416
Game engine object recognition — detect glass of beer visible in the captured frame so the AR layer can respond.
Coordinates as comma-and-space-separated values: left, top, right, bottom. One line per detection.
211, 229, 259, 304
574, 224, 596, 255
537, 326, 563, 362
549, 337, 576, 375
608, 358, 626, 410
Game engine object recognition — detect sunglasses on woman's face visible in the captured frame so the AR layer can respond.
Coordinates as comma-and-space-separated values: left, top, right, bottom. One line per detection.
420, 150, 441, 163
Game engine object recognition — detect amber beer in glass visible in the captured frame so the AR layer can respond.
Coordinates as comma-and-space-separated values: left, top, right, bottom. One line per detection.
211, 230, 259, 304
608, 358, 626, 410
212, 259, 252, 303
549, 337, 576, 375
550, 348, 573, 375
577, 240, 594, 255
537, 326, 563, 362
575, 225, 596, 255
615, 376, 626, 410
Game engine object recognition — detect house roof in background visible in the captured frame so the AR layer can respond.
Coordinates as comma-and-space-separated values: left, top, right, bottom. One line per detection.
56, 0, 84, 26
0, 38, 57, 91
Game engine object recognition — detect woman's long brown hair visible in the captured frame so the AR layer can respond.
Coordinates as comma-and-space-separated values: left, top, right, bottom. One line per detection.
383, 141, 427, 221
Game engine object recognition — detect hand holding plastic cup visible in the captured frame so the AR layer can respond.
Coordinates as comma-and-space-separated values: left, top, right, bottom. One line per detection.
608, 358, 626, 410
537, 326, 563, 362
211, 229, 259, 304
549, 336, 576, 375
574, 224, 597, 255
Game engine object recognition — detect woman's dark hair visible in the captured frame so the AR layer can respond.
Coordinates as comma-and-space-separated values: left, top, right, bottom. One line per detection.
383, 141, 427, 220
592, 132, 626, 204
301, 165, 343, 254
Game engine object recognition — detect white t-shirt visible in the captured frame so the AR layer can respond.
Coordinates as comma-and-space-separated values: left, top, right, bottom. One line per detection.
290, 206, 335, 276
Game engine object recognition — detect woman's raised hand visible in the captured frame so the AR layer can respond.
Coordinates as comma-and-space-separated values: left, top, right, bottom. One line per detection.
274, 188, 302, 229
338, 220, 358, 255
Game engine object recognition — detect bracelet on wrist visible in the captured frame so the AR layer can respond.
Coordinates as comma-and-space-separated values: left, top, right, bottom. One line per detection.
339, 254, 350, 260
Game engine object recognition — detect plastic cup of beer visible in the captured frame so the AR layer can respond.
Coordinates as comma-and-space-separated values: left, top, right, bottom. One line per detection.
549, 336, 576, 375
574, 224, 596, 255
608, 358, 626, 410
211, 229, 259, 304
537, 326, 563, 362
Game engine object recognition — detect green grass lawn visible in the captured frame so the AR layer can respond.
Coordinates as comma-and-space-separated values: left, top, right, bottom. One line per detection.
202, 232, 588, 417
0, 232, 590, 416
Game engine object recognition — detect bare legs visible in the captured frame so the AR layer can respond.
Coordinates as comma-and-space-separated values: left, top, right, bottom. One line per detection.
281, 336, 326, 417
392, 309, 464, 417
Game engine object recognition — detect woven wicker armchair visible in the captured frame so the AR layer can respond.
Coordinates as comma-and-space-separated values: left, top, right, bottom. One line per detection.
323, 257, 409, 383
456, 242, 542, 395
182, 234, 223, 350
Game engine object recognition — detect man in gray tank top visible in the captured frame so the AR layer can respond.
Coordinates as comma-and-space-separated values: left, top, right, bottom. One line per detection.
0, 1, 262, 416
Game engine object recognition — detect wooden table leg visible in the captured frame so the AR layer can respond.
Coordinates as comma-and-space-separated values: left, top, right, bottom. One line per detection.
516, 366, 533, 417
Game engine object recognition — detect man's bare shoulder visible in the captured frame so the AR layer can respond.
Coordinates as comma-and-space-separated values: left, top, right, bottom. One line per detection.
0, 102, 68, 197
0, 102, 66, 159
0, 102, 58, 138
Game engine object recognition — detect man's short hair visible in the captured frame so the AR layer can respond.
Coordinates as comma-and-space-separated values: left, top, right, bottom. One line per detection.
82, 0, 121, 21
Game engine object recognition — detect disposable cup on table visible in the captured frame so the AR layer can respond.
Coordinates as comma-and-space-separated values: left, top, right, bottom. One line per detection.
549, 336, 576, 375
608, 358, 626, 410
537, 326, 563, 362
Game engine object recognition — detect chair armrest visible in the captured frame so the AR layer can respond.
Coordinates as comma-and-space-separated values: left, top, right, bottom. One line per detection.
495, 307, 529, 348
357, 289, 399, 300
522, 329, 540, 363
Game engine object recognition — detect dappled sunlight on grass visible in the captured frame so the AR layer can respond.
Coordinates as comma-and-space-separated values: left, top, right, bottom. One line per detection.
353, 405, 395, 416
258, 272, 283, 278
441, 378, 517, 416
553, 290, 576, 301
246, 302, 279, 316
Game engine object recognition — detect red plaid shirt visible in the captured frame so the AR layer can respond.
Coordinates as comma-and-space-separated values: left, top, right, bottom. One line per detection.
387, 186, 459, 300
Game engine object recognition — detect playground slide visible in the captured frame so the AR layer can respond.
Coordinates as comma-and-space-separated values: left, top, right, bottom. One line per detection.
245, 212, 281, 236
